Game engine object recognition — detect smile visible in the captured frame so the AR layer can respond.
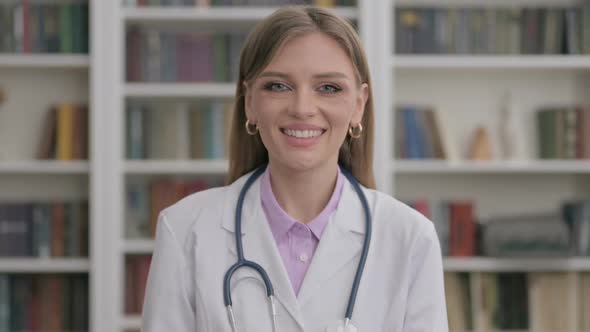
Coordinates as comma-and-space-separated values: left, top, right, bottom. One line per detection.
281, 128, 325, 138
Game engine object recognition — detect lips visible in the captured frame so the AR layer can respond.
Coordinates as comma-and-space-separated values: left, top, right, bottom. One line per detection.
281, 128, 325, 138
279, 125, 326, 147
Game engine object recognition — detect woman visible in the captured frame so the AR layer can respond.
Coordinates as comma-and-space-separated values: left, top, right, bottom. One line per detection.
142, 6, 448, 332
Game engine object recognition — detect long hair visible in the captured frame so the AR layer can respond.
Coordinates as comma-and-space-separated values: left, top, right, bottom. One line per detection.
227, 6, 375, 189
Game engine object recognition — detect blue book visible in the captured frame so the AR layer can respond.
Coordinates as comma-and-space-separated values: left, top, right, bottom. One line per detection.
402, 107, 422, 159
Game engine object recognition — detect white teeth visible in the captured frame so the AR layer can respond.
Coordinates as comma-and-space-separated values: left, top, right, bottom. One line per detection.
283, 129, 323, 138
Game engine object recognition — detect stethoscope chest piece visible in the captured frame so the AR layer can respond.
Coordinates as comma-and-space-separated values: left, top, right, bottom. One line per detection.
325, 320, 358, 332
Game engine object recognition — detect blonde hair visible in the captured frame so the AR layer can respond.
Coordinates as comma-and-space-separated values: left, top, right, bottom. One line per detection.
227, 6, 375, 189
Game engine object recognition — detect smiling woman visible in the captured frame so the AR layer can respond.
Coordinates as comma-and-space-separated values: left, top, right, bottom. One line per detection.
141, 6, 448, 332
228, 7, 375, 189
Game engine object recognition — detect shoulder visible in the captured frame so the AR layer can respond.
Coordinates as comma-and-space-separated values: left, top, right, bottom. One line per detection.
156, 171, 253, 242
158, 185, 227, 236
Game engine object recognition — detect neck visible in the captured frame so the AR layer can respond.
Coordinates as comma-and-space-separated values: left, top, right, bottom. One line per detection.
268, 161, 339, 224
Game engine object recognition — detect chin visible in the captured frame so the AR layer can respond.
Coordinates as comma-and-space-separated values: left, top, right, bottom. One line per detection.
274, 152, 333, 174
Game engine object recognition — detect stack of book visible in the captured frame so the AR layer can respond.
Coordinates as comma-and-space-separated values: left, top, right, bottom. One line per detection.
0, 274, 88, 331
536, 105, 590, 159
407, 200, 475, 257
395, 5, 590, 55
126, 29, 247, 83
395, 105, 448, 160
0, 2, 89, 54
37, 103, 89, 161
0, 201, 89, 258
126, 177, 224, 238
126, 102, 232, 160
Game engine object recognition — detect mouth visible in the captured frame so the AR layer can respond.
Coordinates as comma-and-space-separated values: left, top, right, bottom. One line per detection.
280, 128, 326, 139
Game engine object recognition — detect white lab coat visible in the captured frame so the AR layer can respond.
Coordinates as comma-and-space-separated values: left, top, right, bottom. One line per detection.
141, 170, 449, 332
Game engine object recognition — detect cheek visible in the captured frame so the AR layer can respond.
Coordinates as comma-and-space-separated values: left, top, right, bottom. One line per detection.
322, 99, 357, 129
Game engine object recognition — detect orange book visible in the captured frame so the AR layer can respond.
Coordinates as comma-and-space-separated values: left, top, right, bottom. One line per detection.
56, 103, 74, 160
315, 0, 336, 7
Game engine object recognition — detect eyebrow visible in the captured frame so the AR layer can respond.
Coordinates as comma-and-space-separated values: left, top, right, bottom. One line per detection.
258, 71, 350, 80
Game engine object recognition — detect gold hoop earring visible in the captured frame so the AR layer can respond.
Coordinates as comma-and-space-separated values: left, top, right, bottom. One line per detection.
245, 119, 259, 135
348, 123, 362, 139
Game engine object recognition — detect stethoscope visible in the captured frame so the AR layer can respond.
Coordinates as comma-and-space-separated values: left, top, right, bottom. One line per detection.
223, 164, 372, 332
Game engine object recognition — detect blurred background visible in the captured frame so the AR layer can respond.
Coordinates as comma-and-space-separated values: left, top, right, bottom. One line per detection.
0, 0, 589, 331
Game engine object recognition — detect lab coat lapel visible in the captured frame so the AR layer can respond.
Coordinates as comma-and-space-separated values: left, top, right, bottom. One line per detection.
297, 180, 365, 306
221, 175, 305, 329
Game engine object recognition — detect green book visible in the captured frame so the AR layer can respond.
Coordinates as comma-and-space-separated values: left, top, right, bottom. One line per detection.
59, 4, 72, 53
213, 34, 229, 82
0, 275, 9, 331
72, 4, 83, 53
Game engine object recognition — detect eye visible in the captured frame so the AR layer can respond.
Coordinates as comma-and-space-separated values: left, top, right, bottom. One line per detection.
318, 84, 342, 94
263, 82, 290, 92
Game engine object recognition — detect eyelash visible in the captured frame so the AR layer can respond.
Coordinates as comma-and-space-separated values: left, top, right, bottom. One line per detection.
262, 82, 343, 94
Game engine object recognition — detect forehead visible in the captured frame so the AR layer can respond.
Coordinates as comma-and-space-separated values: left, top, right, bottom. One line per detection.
261, 32, 356, 78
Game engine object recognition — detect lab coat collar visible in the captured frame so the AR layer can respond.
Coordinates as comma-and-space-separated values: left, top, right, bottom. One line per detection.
296, 179, 365, 305
221, 170, 305, 329
221, 170, 367, 327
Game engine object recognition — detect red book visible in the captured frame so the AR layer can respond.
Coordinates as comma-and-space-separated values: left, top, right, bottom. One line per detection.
136, 255, 152, 313
125, 258, 137, 313
413, 199, 430, 219
449, 201, 475, 256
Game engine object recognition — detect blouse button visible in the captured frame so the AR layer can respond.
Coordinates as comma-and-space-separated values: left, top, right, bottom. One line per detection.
299, 253, 309, 262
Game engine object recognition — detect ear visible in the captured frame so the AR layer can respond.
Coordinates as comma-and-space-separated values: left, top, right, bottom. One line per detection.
243, 81, 257, 123
351, 83, 369, 125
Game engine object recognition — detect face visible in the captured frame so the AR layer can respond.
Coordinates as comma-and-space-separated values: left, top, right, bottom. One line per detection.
244, 32, 369, 173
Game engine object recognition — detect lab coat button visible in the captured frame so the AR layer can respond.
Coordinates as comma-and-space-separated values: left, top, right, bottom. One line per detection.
299, 253, 308, 262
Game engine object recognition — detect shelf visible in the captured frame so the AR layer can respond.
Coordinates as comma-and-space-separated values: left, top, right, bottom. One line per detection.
393, 55, 590, 70
123, 6, 358, 23
393, 160, 590, 174
121, 315, 142, 331
393, 0, 580, 7
0, 161, 90, 174
0, 258, 90, 273
125, 83, 235, 99
124, 239, 155, 254
444, 257, 590, 272
125, 159, 228, 174
0, 54, 90, 68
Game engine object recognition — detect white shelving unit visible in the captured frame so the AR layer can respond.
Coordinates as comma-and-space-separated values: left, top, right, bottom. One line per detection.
125, 82, 235, 98
0, 258, 91, 273
0, 160, 90, 174
0, 1, 110, 331
394, 160, 590, 174
125, 159, 228, 174
393, 55, 590, 70
77, 0, 590, 331
0, 54, 90, 68
392, 0, 590, 331
123, 6, 358, 22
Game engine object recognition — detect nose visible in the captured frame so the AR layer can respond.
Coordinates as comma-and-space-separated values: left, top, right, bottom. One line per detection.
288, 88, 318, 119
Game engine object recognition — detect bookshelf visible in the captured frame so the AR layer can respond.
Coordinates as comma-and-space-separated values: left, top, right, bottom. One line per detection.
392, 0, 590, 331
1, 0, 581, 331
0, 0, 104, 331
105, 2, 391, 331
